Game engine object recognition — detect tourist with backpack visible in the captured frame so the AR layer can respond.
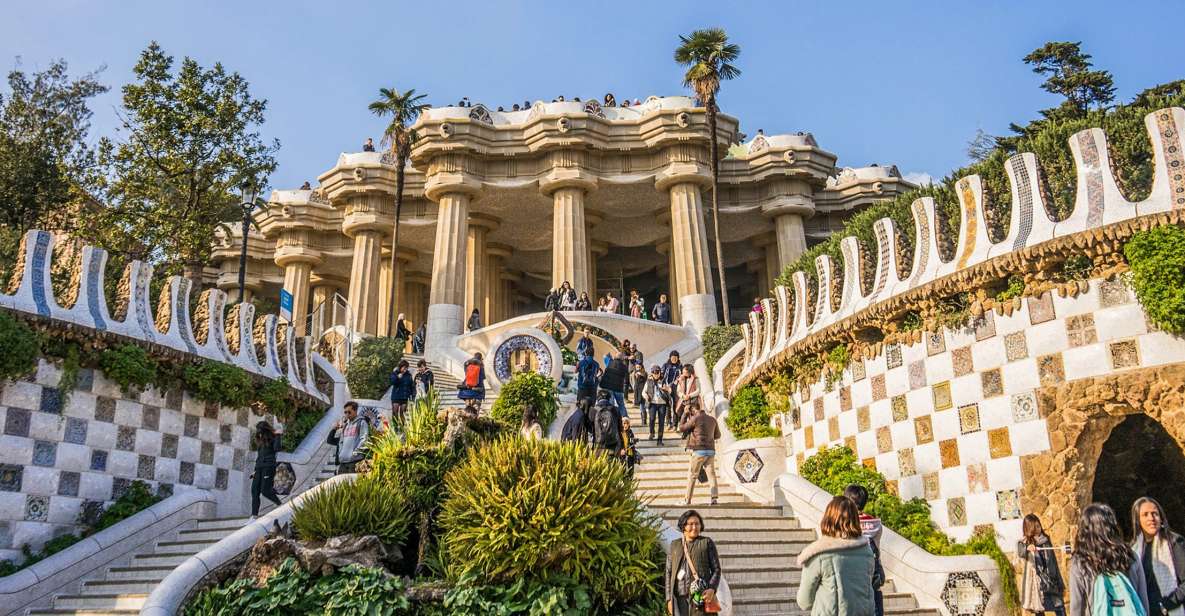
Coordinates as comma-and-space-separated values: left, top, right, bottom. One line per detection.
662, 351, 683, 425
632, 361, 648, 424
620, 417, 639, 477
592, 390, 623, 455
844, 484, 886, 616
796, 496, 876, 616
1069, 503, 1149, 616
576, 350, 601, 410
643, 365, 672, 444
576, 333, 593, 358
674, 364, 702, 429
1019, 513, 1066, 616
467, 308, 482, 331
599, 352, 630, 419
1131, 497, 1185, 616
459, 353, 486, 403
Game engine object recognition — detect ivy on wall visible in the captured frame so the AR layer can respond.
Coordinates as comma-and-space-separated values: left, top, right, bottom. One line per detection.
1125, 224, 1185, 335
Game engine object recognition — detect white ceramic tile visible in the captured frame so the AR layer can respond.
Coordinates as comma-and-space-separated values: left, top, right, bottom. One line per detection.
1094, 303, 1149, 341
959, 432, 990, 465
977, 397, 1012, 431
1062, 343, 1109, 381
986, 457, 1022, 491
913, 442, 942, 475
1010, 421, 1051, 456
965, 492, 999, 524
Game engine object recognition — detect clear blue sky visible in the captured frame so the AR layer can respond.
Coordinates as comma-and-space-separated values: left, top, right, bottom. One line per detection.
3, 0, 1181, 191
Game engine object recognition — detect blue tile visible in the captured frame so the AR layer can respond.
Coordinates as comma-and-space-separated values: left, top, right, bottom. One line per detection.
64, 417, 88, 445
0, 464, 22, 492
57, 471, 80, 497
32, 441, 57, 467
4, 407, 30, 437
89, 450, 108, 472
39, 388, 62, 414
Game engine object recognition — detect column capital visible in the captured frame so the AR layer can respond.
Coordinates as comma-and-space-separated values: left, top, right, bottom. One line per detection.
540, 168, 597, 197
655, 239, 671, 255
749, 232, 777, 249
654, 164, 712, 192
760, 195, 815, 219
405, 272, 432, 287
589, 239, 610, 257
424, 173, 483, 202
274, 248, 323, 269
584, 208, 606, 228
487, 242, 513, 260
500, 269, 524, 283
467, 213, 501, 233
380, 246, 420, 264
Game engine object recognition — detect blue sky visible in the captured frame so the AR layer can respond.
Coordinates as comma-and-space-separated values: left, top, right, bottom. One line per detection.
2, 0, 1180, 191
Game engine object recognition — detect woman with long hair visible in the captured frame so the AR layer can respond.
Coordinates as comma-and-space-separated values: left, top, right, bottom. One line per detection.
665, 509, 721, 616
520, 403, 543, 440
558, 281, 577, 310
1069, 503, 1149, 616
796, 496, 875, 615
629, 289, 644, 319
1019, 513, 1066, 615
1131, 497, 1185, 616
250, 421, 284, 517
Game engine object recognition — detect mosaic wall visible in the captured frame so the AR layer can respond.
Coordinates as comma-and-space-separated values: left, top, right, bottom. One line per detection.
0, 360, 270, 563
782, 280, 1185, 544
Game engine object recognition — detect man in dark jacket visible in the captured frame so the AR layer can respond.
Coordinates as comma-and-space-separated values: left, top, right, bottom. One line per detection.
677, 400, 720, 506
653, 294, 672, 324
389, 360, 414, 425
599, 352, 629, 419
592, 390, 623, 455
661, 351, 683, 425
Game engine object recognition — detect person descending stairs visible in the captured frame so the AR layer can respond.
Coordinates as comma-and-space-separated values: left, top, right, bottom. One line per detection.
624, 400, 937, 616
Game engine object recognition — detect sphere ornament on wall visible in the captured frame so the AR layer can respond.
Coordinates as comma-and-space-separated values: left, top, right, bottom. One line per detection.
439, 122, 453, 138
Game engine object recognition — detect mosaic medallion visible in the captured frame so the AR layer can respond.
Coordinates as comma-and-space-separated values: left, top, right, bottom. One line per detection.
941, 571, 990, 616
733, 449, 764, 483
493, 334, 555, 382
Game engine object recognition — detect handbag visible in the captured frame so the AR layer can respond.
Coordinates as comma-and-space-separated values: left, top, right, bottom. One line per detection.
681, 539, 722, 613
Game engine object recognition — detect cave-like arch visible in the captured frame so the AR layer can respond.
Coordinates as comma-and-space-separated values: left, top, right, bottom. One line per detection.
1091, 414, 1185, 538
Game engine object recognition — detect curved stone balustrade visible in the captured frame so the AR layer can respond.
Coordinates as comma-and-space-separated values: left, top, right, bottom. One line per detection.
734, 106, 1185, 391
0, 230, 328, 402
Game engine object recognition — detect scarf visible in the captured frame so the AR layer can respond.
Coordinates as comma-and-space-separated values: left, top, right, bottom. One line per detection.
1133, 535, 1183, 616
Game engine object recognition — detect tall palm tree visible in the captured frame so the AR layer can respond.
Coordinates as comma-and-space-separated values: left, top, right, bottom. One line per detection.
368, 87, 429, 337
675, 28, 740, 325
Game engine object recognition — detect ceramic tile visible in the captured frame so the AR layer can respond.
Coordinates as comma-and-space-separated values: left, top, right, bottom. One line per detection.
111, 477, 132, 500
947, 497, 967, 526
1005, 331, 1028, 362
24, 495, 48, 522
923, 472, 940, 500
959, 404, 981, 434
898, 448, 916, 476
184, 415, 199, 438
1011, 392, 1040, 423
1098, 279, 1130, 308
1110, 340, 1140, 369
974, 311, 996, 341
39, 388, 62, 415
886, 344, 903, 369
926, 331, 946, 356
915, 416, 934, 444
871, 375, 886, 401
908, 361, 927, 389
32, 440, 56, 467
215, 468, 229, 490
952, 347, 974, 377
892, 395, 909, 422
988, 427, 1012, 459
844, 435, 857, 453
851, 360, 866, 382
826, 416, 839, 442
940, 438, 960, 468
64, 417, 87, 445
0, 464, 22, 492
89, 450, 107, 471
876, 426, 892, 454
1066, 314, 1098, 347
200, 442, 214, 465
857, 406, 871, 432
981, 369, 1004, 398
179, 461, 195, 485
840, 387, 851, 411
203, 402, 219, 419
57, 471, 80, 497
932, 381, 952, 411
94, 396, 116, 423
142, 405, 160, 431
4, 408, 30, 437
116, 426, 137, 451
805, 425, 815, 450
966, 462, 989, 493
1027, 292, 1055, 325
997, 489, 1021, 520
1037, 353, 1065, 386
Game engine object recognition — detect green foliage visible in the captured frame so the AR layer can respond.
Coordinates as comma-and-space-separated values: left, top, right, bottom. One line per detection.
490, 371, 558, 430
0, 312, 39, 382
763, 371, 794, 417
560, 346, 578, 366
826, 344, 849, 373
280, 404, 324, 452
97, 343, 158, 394
439, 437, 662, 606
184, 558, 411, 616
292, 476, 412, 545
184, 360, 253, 408
400, 391, 446, 448
1125, 225, 1185, 334
1059, 254, 1093, 282
345, 336, 404, 400
701, 324, 743, 372
96, 41, 278, 266
801, 446, 1019, 612
727, 385, 780, 439
994, 275, 1027, 301
255, 376, 295, 421
899, 311, 922, 332
1023, 41, 1115, 114
441, 574, 593, 616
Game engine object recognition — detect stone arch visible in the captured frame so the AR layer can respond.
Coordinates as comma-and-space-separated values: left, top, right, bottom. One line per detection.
1091, 414, 1185, 538
1018, 362, 1185, 547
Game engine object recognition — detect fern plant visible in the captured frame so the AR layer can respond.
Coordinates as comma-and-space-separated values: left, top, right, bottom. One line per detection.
291, 476, 412, 545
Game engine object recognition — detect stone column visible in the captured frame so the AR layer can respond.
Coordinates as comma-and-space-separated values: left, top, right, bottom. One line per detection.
425, 177, 479, 357
584, 211, 604, 296
486, 243, 512, 324
548, 186, 592, 291
656, 240, 680, 324
501, 271, 522, 320
463, 215, 499, 326
377, 248, 416, 337
345, 230, 383, 335
274, 229, 322, 337
775, 214, 807, 267
762, 195, 814, 271
404, 273, 431, 331
310, 283, 338, 339
765, 243, 781, 295
751, 233, 779, 297
661, 179, 717, 330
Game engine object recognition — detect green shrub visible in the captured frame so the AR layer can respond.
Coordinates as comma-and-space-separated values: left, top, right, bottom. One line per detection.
801, 446, 1019, 612
280, 404, 324, 452
994, 275, 1026, 301
439, 437, 662, 607
97, 344, 158, 394
441, 575, 593, 616
702, 323, 742, 372
345, 337, 404, 400
292, 475, 412, 545
726, 385, 780, 439
489, 371, 558, 430
0, 311, 39, 382
1125, 225, 1185, 335
184, 360, 253, 408
184, 558, 411, 616
255, 377, 295, 421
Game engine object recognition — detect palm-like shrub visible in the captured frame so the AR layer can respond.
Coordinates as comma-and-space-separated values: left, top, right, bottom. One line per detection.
489, 371, 558, 430
345, 337, 404, 400
291, 476, 412, 545
438, 437, 662, 606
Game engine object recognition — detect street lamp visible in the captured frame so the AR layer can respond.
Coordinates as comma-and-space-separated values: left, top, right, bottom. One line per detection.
236, 181, 260, 303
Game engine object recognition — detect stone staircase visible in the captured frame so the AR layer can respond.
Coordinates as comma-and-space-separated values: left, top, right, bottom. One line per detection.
626, 401, 936, 616
403, 353, 490, 413
24, 459, 339, 616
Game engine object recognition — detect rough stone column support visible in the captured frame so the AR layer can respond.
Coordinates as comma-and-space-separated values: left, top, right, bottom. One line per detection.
427, 191, 471, 356
666, 181, 717, 331
346, 230, 383, 335
281, 260, 313, 335
775, 213, 808, 269
550, 187, 589, 291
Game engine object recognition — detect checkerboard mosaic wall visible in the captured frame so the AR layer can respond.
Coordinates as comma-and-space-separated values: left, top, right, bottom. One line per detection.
781, 280, 1185, 545
0, 360, 270, 563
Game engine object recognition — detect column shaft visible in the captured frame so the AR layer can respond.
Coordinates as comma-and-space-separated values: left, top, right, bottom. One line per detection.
429, 193, 470, 306
347, 230, 383, 335
377, 255, 393, 337
668, 182, 717, 329
764, 244, 780, 295
464, 226, 488, 322
551, 187, 589, 291
775, 213, 807, 269
310, 284, 337, 339
282, 261, 312, 336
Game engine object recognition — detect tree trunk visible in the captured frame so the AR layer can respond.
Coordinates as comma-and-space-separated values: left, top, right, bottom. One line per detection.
386, 151, 406, 337
708, 95, 730, 325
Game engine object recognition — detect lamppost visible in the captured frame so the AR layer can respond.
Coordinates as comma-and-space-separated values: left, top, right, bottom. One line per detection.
236, 181, 260, 303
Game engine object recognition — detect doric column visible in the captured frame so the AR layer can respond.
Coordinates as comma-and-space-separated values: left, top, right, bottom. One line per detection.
310, 283, 339, 340
762, 195, 814, 270
274, 229, 322, 337
425, 162, 480, 356
751, 233, 779, 297
377, 248, 416, 337
656, 240, 680, 325
345, 231, 383, 335
463, 214, 499, 324
589, 240, 608, 301
501, 271, 521, 321
658, 175, 717, 330
486, 243, 512, 323
404, 273, 431, 330
765, 242, 780, 295
542, 160, 596, 293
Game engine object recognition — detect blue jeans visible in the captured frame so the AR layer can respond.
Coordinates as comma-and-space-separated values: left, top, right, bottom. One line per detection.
646, 404, 667, 441
610, 391, 627, 418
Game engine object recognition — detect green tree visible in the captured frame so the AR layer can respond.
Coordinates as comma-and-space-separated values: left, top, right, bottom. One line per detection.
675, 27, 741, 325
368, 87, 428, 336
1023, 41, 1115, 116
97, 42, 278, 276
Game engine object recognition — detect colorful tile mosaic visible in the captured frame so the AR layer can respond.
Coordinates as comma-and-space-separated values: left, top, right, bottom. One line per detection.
958, 404, 981, 434
1110, 340, 1140, 369
952, 347, 974, 377
966, 462, 989, 493
851, 359, 866, 381
840, 387, 851, 411
857, 406, 871, 432
909, 360, 927, 390
997, 489, 1021, 520
871, 374, 886, 401
947, 497, 967, 526
1098, 279, 1131, 308
981, 369, 1003, 398
1004, 331, 1028, 362
898, 448, 917, 476
1027, 292, 1055, 325
1066, 314, 1098, 347
940, 439, 960, 468
828, 416, 840, 442
988, 427, 1013, 459
932, 381, 952, 411
876, 426, 892, 454
915, 416, 935, 444
923, 472, 940, 500
886, 344, 903, 369
1037, 353, 1065, 386
926, 331, 946, 356
891, 395, 909, 422
1011, 392, 1040, 423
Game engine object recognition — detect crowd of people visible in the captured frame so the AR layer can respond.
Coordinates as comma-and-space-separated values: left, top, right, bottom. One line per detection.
449, 93, 652, 113
543, 282, 674, 324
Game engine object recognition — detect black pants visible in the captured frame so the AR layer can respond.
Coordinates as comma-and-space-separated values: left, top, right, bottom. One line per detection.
251, 467, 282, 515
647, 404, 667, 443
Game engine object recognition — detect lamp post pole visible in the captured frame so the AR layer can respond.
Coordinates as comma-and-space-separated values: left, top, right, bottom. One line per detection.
236, 182, 259, 303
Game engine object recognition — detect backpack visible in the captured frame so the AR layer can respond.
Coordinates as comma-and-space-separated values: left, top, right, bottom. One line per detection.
1090, 572, 1147, 616
579, 360, 599, 390
594, 405, 618, 450
464, 363, 482, 388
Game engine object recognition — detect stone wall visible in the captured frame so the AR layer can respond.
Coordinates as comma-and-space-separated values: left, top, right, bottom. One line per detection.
0, 359, 273, 564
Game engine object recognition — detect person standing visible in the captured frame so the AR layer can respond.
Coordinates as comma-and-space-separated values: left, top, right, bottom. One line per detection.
665, 510, 721, 616
1018, 513, 1066, 616
411, 323, 426, 354
459, 353, 486, 403
329, 401, 370, 474
643, 366, 671, 444
678, 400, 719, 506
653, 294, 673, 324
1131, 497, 1185, 616
675, 364, 702, 429
845, 485, 886, 616
520, 404, 544, 440
413, 359, 435, 399
1069, 503, 1149, 616
394, 313, 412, 340
544, 288, 560, 311
250, 421, 284, 518
662, 351, 683, 426
363, 137, 376, 152
388, 360, 414, 425
575, 291, 593, 311
796, 496, 876, 616
467, 309, 482, 331
629, 290, 644, 319
592, 390, 623, 455
576, 333, 594, 359
631, 342, 644, 371
576, 349, 602, 415
605, 291, 621, 314
632, 361, 648, 419
559, 281, 577, 310
599, 352, 630, 419
620, 417, 638, 477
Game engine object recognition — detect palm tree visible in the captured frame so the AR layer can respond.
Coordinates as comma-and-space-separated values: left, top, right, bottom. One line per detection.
368, 87, 429, 337
675, 27, 740, 325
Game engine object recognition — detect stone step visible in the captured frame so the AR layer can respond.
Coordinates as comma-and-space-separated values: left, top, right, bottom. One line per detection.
635, 477, 735, 491
703, 528, 814, 543
715, 541, 803, 557
730, 582, 794, 603
651, 504, 787, 518
103, 565, 174, 581
720, 553, 799, 571
659, 515, 801, 531
80, 578, 161, 594
641, 493, 748, 506
726, 567, 801, 586
27, 609, 140, 615
151, 538, 217, 554
51, 593, 147, 610
193, 517, 251, 531
131, 552, 192, 567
